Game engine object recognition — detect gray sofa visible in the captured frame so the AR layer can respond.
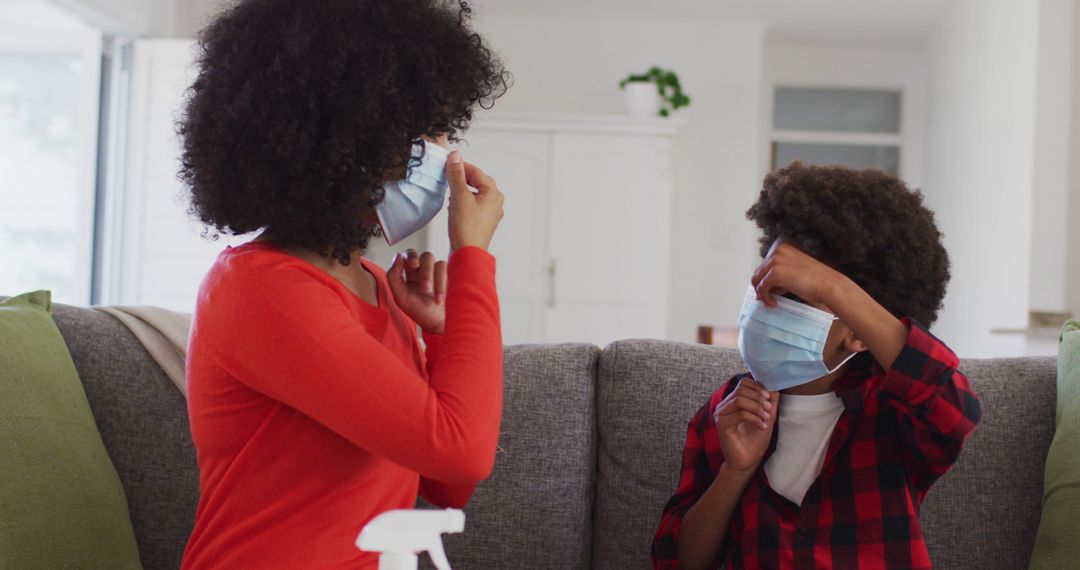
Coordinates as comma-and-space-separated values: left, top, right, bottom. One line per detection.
48, 303, 1056, 569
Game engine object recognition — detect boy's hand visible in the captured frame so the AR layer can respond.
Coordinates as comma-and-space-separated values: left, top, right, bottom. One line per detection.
713, 377, 779, 475
752, 239, 909, 372
750, 240, 848, 309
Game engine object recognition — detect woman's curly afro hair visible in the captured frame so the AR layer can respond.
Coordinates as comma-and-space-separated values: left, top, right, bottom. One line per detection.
180, 0, 509, 263
746, 161, 950, 326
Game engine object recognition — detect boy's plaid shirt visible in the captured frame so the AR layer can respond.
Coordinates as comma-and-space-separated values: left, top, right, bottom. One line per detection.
652, 320, 981, 569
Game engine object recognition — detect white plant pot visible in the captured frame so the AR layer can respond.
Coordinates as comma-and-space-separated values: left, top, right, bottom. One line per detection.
623, 81, 662, 117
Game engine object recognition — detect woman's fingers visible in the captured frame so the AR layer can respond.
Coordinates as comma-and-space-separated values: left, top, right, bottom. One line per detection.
444, 157, 503, 251
446, 151, 470, 201
388, 250, 405, 280
402, 250, 421, 283
402, 248, 421, 271
446, 153, 504, 252
433, 261, 447, 305
387, 252, 409, 299
463, 161, 496, 194
418, 252, 436, 293
402, 251, 437, 293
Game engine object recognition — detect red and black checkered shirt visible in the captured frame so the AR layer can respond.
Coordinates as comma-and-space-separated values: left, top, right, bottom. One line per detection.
652, 320, 981, 569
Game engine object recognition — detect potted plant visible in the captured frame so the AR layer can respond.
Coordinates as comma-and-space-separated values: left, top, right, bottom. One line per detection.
619, 67, 691, 118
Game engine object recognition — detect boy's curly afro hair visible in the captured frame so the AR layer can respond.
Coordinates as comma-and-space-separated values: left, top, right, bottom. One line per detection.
179, 0, 509, 263
746, 161, 950, 326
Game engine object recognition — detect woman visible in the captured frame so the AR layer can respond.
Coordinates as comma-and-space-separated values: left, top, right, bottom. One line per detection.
178, 0, 508, 567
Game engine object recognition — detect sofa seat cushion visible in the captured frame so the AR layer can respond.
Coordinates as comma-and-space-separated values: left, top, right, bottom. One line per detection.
0, 291, 142, 569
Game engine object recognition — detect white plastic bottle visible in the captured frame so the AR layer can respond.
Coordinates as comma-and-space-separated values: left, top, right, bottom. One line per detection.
356, 509, 465, 570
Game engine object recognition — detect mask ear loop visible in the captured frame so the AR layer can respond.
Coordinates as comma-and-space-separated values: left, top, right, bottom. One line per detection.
824, 316, 861, 374
826, 351, 860, 374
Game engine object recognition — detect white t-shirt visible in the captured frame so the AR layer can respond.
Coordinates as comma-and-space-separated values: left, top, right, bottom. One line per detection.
763, 392, 845, 506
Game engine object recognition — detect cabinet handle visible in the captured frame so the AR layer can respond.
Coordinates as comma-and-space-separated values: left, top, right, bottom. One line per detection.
546, 259, 557, 308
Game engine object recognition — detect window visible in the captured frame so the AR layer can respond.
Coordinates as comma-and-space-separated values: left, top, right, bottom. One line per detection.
770, 87, 903, 174
0, 28, 102, 304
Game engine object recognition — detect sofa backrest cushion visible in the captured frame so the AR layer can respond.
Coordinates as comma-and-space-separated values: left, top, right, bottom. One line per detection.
920, 356, 1057, 570
594, 339, 742, 570
1028, 321, 1080, 570
424, 344, 600, 570
52, 304, 199, 570
594, 339, 1057, 570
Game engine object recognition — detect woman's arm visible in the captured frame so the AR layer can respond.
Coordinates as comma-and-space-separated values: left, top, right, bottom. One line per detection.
418, 478, 477, 509
416, 331, 486, 508
203, 246, 502, 484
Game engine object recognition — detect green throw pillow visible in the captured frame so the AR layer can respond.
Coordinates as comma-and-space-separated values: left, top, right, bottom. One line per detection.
1030, 319, 1080, 570
0, 291, 142, 569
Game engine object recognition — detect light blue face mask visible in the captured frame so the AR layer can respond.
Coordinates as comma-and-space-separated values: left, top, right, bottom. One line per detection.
737, 286, 858, 392
376, 141, 450, 246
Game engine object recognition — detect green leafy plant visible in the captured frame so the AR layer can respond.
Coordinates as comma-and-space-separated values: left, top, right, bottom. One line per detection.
619, 66, 691, 117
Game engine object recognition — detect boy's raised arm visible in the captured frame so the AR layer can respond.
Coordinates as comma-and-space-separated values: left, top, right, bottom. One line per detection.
751, 240, 909, 371
879, 322, 982, 490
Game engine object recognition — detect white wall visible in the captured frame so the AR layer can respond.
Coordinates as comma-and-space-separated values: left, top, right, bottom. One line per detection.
174, 0, 219, 38
923, 0, 1040, 357
471, 15, 767, 342
1030, 0, 1073, 313
1068, 0, 1080, 320
71, 0, 1077, 349
170, 6, 771, 342
53, 0, 176, 35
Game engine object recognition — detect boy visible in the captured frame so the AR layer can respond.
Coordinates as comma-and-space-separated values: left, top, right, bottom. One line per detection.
652, 162, 981, 569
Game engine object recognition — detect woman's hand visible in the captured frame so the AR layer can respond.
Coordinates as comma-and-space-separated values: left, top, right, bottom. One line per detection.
446, 151, 504, 252
713, 377, 778, 475
387, 249, 447, 335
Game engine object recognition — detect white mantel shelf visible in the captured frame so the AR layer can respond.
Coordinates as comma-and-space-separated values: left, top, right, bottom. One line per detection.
471, 111, 683, 136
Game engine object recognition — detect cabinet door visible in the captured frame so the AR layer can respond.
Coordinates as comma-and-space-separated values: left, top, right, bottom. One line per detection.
544, 133, 672, 346
426, 130, 550, 345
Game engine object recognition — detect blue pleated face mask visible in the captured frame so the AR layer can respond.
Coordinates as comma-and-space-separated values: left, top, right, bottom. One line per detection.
376, 141, 450, 246
737, 286, 858, 392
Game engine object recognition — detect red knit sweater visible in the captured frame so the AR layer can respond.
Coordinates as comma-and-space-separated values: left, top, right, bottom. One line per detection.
181, 241, 502, 569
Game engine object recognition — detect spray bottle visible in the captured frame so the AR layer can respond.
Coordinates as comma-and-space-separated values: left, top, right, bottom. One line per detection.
356, 509, 465, 570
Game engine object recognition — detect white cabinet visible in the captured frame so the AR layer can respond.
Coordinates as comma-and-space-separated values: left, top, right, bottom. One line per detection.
427, 113, 678, 347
